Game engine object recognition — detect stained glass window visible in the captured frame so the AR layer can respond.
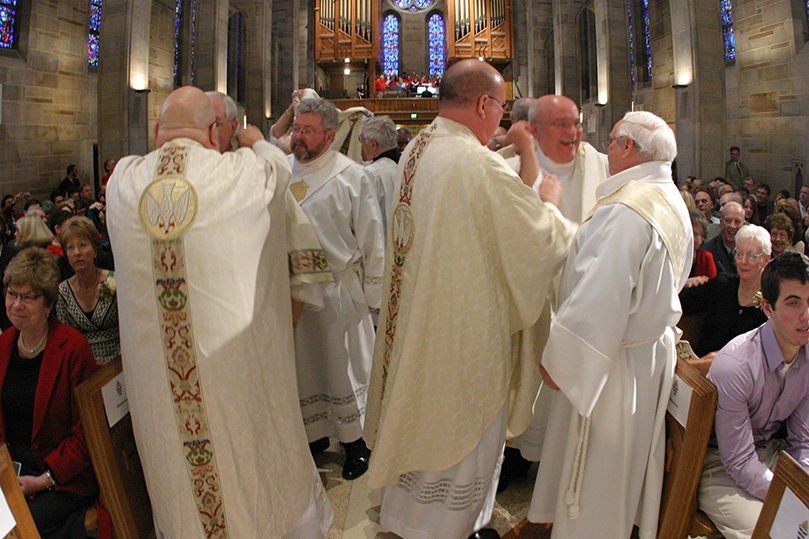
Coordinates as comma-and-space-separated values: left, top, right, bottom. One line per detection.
0, 0, 18, 49
642, 0, 651, 81
627, 0, 635, 86
428, 13, 445, 76
721, 0, 736, 61
88, 0, 102, 66
383, 13, 399, 77
190, 0, 197, 84
395, 0, 432, 11
174, 0, 183, 86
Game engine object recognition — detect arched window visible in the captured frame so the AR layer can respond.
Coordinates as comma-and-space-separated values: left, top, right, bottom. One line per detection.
627, 0, 652, 84
720, 0, 736, 62
175, 0, 198, 87
428, 13, 444, 76
579, 6, 597, 102
88, 0, 102, 67
383, 13, 399, 77
228, 12, 246, 104
0, 0, 19, 49
395, 0, 433, 12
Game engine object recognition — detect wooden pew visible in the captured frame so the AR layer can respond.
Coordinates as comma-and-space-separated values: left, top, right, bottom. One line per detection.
0, 444, 41, 539
751, 451, 809, 539
75, 359, 155, 539
657, 344, 719, 539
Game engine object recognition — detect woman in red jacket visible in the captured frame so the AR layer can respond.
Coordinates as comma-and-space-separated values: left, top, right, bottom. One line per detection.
0, 247, 98, 538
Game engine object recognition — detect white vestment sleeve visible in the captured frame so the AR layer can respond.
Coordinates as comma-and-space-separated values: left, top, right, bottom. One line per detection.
253, 139, 292, 192
542, 205, 656, 418
351, 167, 386, 310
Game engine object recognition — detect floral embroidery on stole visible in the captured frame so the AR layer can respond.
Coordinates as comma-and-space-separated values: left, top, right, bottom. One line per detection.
375, 122, 438, 420
139, 143, 230, 539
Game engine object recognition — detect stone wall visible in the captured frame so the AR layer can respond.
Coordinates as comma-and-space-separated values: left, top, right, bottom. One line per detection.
0, 0, 98, 199
633, 0, 675, 127
148, 0, 176, 151
726, 0, 809, 193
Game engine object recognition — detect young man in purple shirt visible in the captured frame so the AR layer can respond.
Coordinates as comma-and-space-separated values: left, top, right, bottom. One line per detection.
698, 251, 809, 539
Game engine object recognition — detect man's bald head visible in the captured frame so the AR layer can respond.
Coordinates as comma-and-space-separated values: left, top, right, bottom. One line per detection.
528, 95, 583, 164
529, 95, 578, 124
439, 59, 503, 108
155, 86, 218, 149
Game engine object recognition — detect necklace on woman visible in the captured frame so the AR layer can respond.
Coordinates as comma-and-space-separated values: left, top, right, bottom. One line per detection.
76, 269, 101, 292
19, 331, 47, 354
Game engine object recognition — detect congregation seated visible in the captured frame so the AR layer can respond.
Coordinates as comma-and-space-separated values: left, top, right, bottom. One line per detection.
55, 217, 119, 365
764, 212, 795, 258
697, 251, 809, 539
680, 224, 770, 358
702, 201, 745, 274
687, 209, 717, 287
15, 215, 53, 250
744, 194, 761, 225
774, 199, 805, 253
0, 247, 98, 539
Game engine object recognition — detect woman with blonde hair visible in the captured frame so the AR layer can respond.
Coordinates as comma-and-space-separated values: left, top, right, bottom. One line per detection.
55, 216, 119, 364
15, 216, 53, 249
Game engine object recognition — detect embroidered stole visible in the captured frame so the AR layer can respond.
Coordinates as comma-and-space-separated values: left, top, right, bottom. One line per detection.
586, 180, 688, 281
373, 122, 437, 427
139, 143, 229, 538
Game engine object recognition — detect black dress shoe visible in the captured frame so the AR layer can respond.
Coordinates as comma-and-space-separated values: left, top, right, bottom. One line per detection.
341, 438, 371, 480
309, 437, 330, 455
468, 529, 500, 539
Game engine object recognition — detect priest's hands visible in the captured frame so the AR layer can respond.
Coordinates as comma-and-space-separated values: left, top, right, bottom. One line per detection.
237, 124, 265, 149
539, 174, 563, 208
504, 121, 534, 155
540, 364, 559, 391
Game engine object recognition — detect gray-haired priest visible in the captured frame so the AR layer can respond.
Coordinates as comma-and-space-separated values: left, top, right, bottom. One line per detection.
528, 111, 693, 539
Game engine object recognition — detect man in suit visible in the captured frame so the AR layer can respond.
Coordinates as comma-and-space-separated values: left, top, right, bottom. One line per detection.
725, 146, 750, 190
703, 201, 745, 274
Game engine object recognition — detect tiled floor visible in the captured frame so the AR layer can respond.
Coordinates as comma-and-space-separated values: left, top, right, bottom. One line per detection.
314, 441, 541, 539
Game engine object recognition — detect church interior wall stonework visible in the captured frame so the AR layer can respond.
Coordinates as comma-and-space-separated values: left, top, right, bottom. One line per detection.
0, 0, 98, 198
148, 0, 176, 150
727, 0, 809, 191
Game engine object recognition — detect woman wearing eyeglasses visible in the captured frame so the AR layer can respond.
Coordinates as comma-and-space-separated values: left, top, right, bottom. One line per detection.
679, 224, 771, 359
0, 247, 98, 539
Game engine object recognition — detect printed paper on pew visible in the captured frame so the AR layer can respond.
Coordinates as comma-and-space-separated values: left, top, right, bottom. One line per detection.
0, 490, 16, 537
770, 486, 809, 539
102, 371, 130, 428
667, 373, 693, 428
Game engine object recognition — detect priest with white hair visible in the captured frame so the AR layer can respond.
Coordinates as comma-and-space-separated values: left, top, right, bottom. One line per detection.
528, 110, 693, 539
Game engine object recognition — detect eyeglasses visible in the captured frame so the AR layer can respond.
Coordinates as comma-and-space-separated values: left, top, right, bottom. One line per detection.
486, 95, 509, 112
733, 251, 767, 262
538, 120, 583, 131
6, 290, 42, 305
602, 135, 627, 150
290, 125, 328, 137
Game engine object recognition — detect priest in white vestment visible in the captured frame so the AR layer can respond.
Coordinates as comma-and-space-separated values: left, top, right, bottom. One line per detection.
288, 97, 386, 480
363, 59, 571, 539
360, 115, 400, 238
106, 87, 331, 539
528, 111, 693, 539
499, 95, 609, 475
206, 91, 333, 326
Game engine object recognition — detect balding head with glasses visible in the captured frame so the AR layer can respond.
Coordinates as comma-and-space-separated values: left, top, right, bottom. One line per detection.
528, 95, 583, 164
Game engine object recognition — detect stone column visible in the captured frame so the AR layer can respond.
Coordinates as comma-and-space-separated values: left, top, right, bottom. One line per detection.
551, 0, 582, 96
241, 1, 274, 132
98, 0, 152, 158
669, 0, 725, 180
194, 0, 229, 92
592, 0, 633, 141
272, 0, 300, 116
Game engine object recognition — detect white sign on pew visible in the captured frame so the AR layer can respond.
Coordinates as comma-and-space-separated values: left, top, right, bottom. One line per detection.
101, 370, 129, 428
770, 486, 809, 539
667, 373, 693, 428
0, 489, 16, 537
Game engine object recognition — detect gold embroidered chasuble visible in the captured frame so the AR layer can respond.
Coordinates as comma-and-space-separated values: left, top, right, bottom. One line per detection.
363, 117, 572, 489
107, 139, 317, 538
